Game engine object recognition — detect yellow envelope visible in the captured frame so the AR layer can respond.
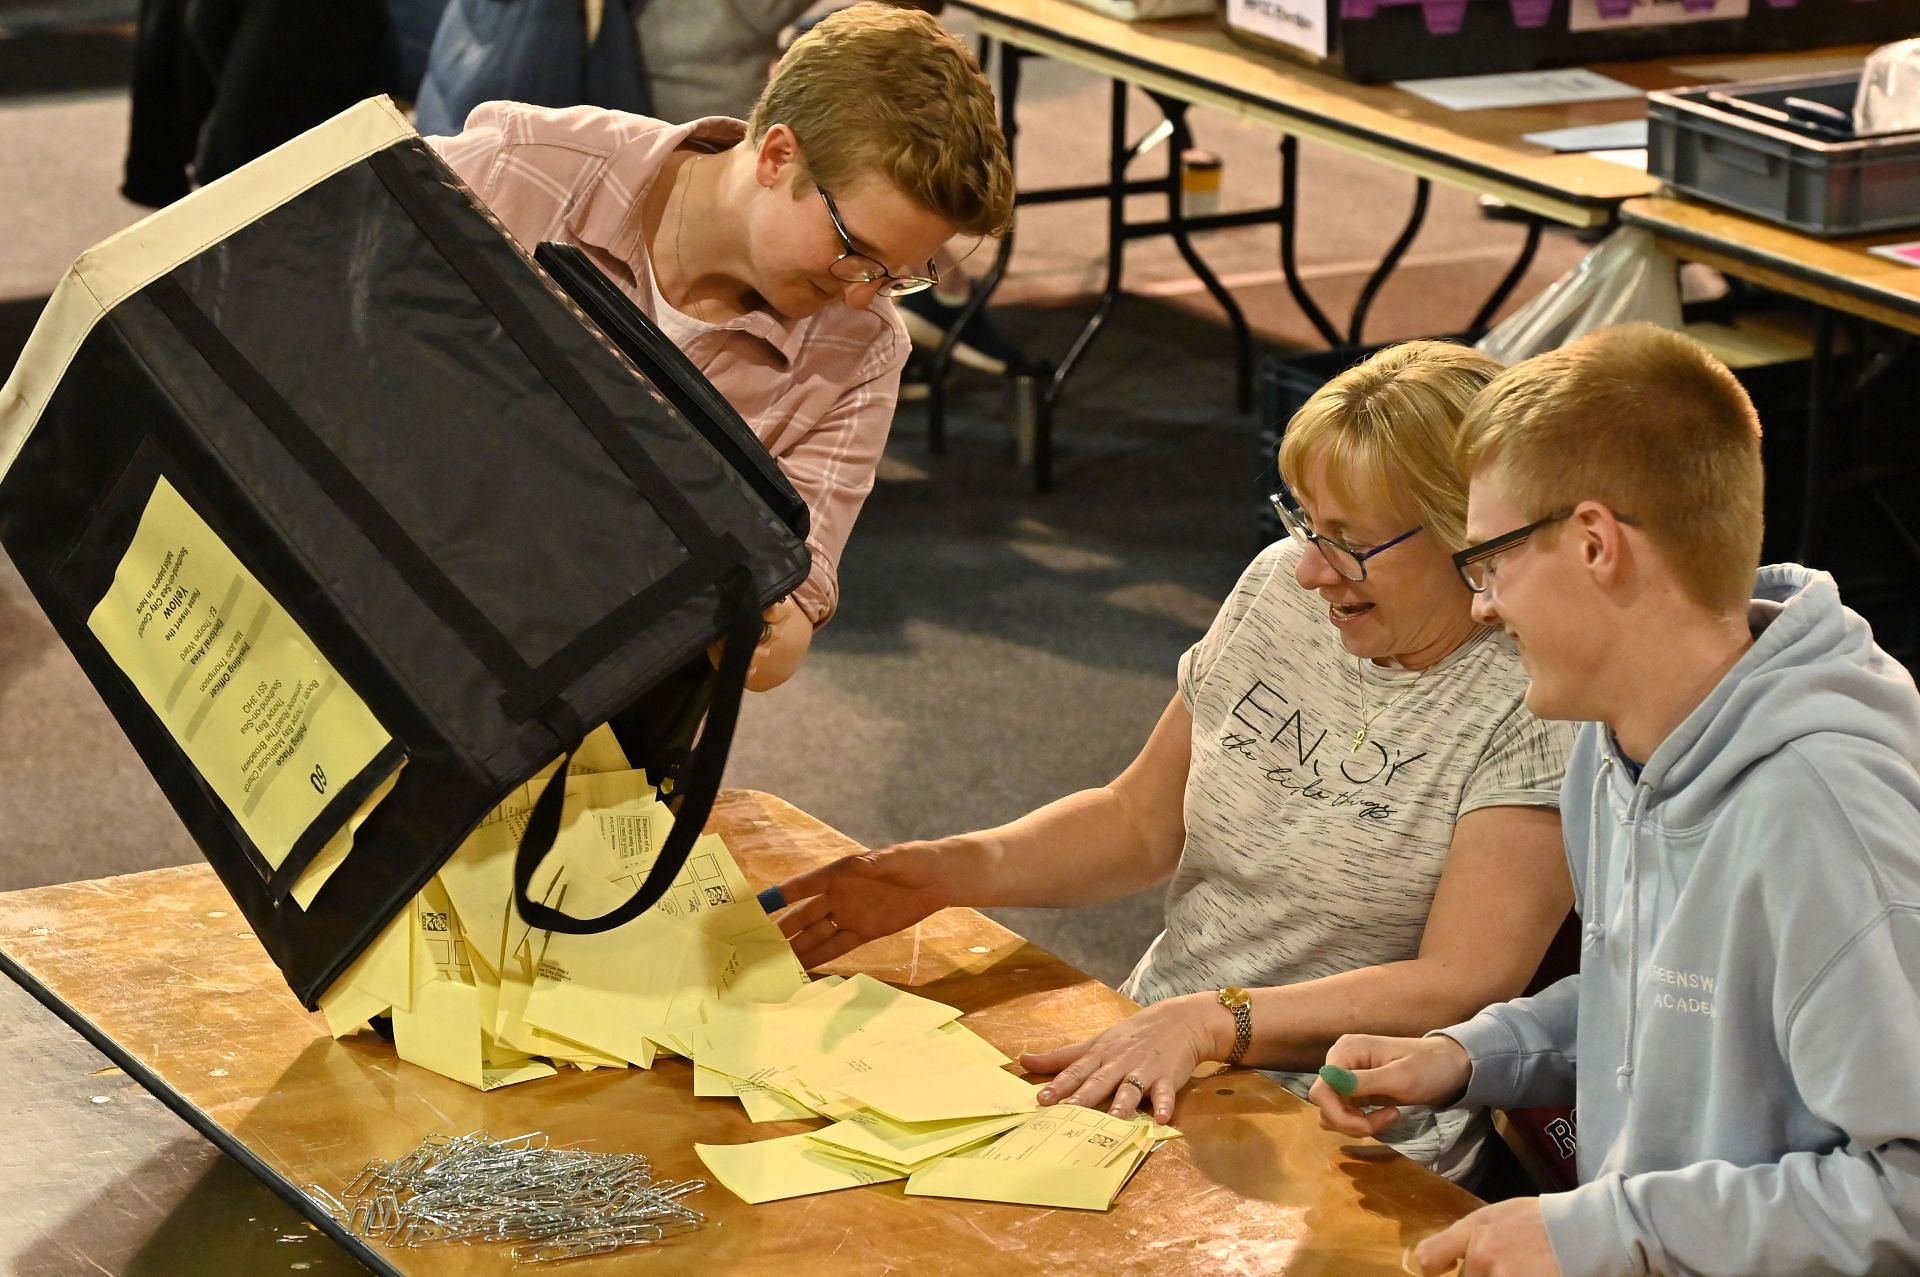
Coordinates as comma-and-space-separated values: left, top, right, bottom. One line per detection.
905, 1157, 1135, 1211
695, 1133, 905, 1204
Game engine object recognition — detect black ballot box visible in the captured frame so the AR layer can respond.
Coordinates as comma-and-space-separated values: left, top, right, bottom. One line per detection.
0, 97, 809, 1006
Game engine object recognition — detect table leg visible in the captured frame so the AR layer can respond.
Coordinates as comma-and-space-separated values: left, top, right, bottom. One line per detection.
1468, 215, 1544, 334
935, 48, 1285, 489
929, 36, 1026, 456
1152, 92, 1255, 413
1278, 136, 1342, 349
1347, 177, 1430, 346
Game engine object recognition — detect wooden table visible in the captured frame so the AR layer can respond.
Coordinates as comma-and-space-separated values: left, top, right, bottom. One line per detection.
1621, 196, 1920, 339
950, 0, 1693, 226
0, 790, 1482, 1275
927, 0, 1878, 489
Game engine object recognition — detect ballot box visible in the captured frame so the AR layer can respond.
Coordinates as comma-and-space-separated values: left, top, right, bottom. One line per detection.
0, 97, 809, 1009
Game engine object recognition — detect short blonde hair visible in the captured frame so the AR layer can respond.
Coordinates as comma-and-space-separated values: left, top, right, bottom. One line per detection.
1278, 341, 1504, 552
750, 3, 1015, 238
1456, 323, 1763, 614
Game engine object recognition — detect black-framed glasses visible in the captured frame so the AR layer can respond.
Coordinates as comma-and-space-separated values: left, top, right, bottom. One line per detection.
1452, 507, 1640, 593
1268, 490, 1423, 582
818, 187, 938, 297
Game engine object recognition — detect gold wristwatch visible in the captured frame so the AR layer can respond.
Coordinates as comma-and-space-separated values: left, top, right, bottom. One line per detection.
1217, 986, 1253, 1067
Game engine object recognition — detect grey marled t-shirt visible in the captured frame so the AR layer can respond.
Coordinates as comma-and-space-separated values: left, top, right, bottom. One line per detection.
1121, 539, 1574, 1178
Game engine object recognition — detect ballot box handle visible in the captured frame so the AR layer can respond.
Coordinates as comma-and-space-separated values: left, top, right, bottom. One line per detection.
510, 564, 759, 934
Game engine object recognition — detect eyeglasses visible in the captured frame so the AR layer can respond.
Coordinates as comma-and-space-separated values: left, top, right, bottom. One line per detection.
1452, 507, 1641, 593
1269, 490, 1423, 583
818, 187, 939, 297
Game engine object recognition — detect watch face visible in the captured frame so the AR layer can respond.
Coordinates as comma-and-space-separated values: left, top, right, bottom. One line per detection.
1221, 986, 1251, 1008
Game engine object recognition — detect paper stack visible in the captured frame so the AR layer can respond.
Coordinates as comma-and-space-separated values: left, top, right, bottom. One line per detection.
688, 973, 1179, 1211
315, 725, 807, 1089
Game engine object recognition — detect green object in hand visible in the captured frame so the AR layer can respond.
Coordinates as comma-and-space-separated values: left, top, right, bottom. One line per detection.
1318, 1064, 1359, 1097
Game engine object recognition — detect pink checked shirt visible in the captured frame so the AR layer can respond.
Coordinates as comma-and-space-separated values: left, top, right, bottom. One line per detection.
428, 102, 908, 627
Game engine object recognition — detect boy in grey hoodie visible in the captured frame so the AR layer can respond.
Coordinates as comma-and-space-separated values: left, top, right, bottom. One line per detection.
1308, 322, 1920, 1276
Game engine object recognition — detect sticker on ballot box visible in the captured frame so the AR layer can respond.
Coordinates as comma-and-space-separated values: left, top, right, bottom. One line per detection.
86, 475, 393, 873
1569, 0, 1748, 32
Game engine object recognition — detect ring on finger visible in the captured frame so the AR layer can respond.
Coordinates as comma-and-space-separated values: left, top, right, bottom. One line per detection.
1124, 1074, 1148, 1090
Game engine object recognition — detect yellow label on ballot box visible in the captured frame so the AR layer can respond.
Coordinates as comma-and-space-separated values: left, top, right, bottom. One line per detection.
87, 476, 391, 870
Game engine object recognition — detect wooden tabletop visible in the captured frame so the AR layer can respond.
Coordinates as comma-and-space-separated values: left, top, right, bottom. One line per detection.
948, 0, 1877, 227
0, 789, 1482, 1276
1622, 195, 1920, 337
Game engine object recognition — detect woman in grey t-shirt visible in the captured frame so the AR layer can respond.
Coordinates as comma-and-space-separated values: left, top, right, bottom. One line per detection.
772, 340, 1576, 1181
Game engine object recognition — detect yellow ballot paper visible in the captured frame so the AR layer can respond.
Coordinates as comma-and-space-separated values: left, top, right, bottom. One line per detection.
523, 878, 694, 1068
316, 891, 413, 1031
832, 1064, 1041, 1125
289, 766, 404, 910
807, 1110, 1029, 1172
696, 1133, 905, 1204
86, 477, 393, 870
905, 1108, 1179, 1211
695, 974, 963, 1081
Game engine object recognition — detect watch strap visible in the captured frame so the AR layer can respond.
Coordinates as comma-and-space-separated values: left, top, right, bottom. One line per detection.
1220, 989, 1253, 1067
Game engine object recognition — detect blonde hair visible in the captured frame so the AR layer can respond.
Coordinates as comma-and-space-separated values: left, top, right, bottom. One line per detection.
1455, 322, 1764, 614
1277, 341, 1504, 552
749, 3, 1014, 238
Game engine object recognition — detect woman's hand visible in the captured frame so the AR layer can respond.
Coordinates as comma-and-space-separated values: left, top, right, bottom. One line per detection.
1019, 993, 1227, 1125
772, 842, 955, 968
1306, 1033, 1472, 1138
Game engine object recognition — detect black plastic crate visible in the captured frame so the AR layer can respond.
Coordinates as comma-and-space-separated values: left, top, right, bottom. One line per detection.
1648, 73, 1920, 237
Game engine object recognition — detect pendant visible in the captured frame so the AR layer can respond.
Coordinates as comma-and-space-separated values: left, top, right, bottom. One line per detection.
1350, 727, 1367, 752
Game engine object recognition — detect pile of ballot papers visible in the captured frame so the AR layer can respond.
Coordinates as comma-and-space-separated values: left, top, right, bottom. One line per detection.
315, 725, 1177, 1211
688, 973, 1180, 1211
315, 724, 808, 1090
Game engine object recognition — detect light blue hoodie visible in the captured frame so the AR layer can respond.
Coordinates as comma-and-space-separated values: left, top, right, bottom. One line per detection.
1446, 565, 1920, 1276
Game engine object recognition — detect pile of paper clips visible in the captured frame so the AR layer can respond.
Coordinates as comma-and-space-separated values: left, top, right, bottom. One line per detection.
307, 1130, 708, 1264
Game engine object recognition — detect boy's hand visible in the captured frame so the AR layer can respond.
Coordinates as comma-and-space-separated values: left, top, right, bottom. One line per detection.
710, 598, 814, 691
1307, 1033, 1472, 1137
772, 842, 954, 967
1414, 1198, 1561, 1276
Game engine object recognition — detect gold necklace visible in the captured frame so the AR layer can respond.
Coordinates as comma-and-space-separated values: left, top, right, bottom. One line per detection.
1352, 656, 1426, 752
669, 153, 713, 323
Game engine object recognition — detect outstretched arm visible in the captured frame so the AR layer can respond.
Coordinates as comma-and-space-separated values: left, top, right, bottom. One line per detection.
775, 693, 1193, 967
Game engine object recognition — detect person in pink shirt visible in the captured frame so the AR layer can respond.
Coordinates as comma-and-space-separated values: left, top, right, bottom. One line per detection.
430, 2, 1012, 689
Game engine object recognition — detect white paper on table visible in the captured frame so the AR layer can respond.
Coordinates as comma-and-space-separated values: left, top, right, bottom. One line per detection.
1590, 148, 1649, 171
1396, 68, 1642, 112
1522, 120, 1648, 152
1567, 0, 1747, 33
1225, 0, 1328, 60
